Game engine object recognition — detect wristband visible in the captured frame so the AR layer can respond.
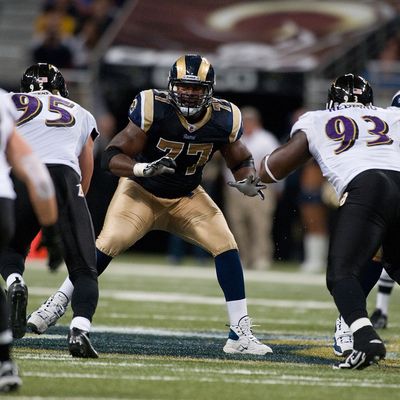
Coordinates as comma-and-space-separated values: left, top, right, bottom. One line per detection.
133, 163, 148, 177
264, 155, 281, 183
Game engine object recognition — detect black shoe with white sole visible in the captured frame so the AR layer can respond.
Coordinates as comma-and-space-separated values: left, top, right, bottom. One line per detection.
68, 327, 98, 358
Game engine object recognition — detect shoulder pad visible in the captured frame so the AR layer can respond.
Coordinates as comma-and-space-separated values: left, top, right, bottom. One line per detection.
211, 98, 232, 112
154, 90, 171, 104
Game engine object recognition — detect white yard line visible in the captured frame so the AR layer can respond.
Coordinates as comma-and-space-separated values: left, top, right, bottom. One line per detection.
19, 371, 400, 389
26, 260, 325, 285
28, 287, 333, 310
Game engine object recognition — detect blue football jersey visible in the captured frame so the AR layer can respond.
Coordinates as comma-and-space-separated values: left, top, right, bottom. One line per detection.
128, 89, 242, 198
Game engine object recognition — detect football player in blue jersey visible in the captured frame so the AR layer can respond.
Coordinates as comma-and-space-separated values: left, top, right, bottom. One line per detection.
28, 54, 272, 355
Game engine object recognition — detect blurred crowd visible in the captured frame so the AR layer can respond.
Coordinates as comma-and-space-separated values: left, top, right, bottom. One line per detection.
31, 0, 125, 69
26, 0, 400, 273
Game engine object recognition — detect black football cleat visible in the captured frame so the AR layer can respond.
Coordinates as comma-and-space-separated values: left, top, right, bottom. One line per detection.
333, 342, 386, 370
68, 328, 98, 358
7, 279, 28, 339
370, 309, 388, 329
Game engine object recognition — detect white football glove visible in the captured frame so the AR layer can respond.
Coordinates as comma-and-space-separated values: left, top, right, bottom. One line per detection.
133, 156, 177, 177
228, 175, 267, 200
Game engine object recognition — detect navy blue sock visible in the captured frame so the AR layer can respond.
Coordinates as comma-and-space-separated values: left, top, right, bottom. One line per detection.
96, 248, 113, 276
215, 249, 245, 301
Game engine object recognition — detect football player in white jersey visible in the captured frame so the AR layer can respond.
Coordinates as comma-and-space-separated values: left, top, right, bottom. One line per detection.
332, 90, 400, 358
260, 74, 400, 370
0, 89, 58, 392
0, 64, 100, 358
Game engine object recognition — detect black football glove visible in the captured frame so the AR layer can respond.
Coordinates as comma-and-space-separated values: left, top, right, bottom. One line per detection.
133, 156, 177, 177
38, 225, 64, 272
228, 175, 267, 200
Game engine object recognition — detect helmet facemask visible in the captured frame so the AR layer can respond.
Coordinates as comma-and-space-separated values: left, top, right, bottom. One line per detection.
168, 54, 215, 120
168, 80, 213, 119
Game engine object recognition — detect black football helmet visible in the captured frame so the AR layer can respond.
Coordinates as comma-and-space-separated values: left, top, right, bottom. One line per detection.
327, 73, 373, 109
391, 90, 400, 108
20, 63, 69, 98
168, 54, 215, 118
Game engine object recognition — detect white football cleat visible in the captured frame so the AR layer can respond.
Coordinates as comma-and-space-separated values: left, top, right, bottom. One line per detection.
223, 316, 273, 355
0, 361, 22, 393
333, 315, 353, 357
27, 291, 69, 334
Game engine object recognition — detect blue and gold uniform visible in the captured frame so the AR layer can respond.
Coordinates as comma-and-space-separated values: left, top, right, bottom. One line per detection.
129, 89, 242, 198
28, 55, 272, 357
96, 89, 242, 258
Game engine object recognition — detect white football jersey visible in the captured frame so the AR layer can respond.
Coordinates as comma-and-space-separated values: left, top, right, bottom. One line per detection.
0, 89, 18, 199
291, 104, 400, 197
8, 90, 98, 179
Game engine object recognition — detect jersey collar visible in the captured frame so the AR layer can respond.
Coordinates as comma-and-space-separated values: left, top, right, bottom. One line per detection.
177, 106, 212, 132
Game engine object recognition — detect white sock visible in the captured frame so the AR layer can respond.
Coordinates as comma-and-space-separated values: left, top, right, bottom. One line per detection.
226, 299, 248, 326
350, 317, 372, 333
70, 316, 91, 332
301, 234, 328, 272
6, 273, 25, 289
0, 329, 12, 345
58, 277, 74, 301
376, 293, 390, 315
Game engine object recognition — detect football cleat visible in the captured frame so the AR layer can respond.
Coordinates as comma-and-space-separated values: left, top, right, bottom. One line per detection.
0, 361, 22, 393
7, 278, 28, 339
27, 291, 68, 334
223, 316, 273, 355
333, 315, 353, 357
370, 309, 388, 329
68, 328, 98, 358
333, 339, 386, 370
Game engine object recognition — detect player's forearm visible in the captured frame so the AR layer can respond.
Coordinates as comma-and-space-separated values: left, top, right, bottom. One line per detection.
108, 153, 136, 177
259, 155, 280, 183
232, 166, 257, 181
27, 187, 58, 226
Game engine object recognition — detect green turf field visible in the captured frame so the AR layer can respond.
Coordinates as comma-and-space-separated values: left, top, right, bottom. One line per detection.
6, 255, 400, 399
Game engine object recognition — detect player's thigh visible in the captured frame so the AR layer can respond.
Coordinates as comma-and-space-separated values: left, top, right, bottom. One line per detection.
50, 165, 97, 274
0, 198, 15, 251
167, 187, 237, 257
96, 178, 154, 256
327, 172, 392, 284
9, 175, 41, 255
382, 224, 400, 281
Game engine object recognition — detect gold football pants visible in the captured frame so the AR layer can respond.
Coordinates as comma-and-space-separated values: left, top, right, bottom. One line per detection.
96, 178, 238, 257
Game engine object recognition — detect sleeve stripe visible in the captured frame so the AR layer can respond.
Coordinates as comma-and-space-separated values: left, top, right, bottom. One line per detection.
141, 90, 154, 133
229, 103, 241, 143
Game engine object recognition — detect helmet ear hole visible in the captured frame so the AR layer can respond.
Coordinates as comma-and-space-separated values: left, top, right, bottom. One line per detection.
168, 54, 215, 118
20, 63, 69, 98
